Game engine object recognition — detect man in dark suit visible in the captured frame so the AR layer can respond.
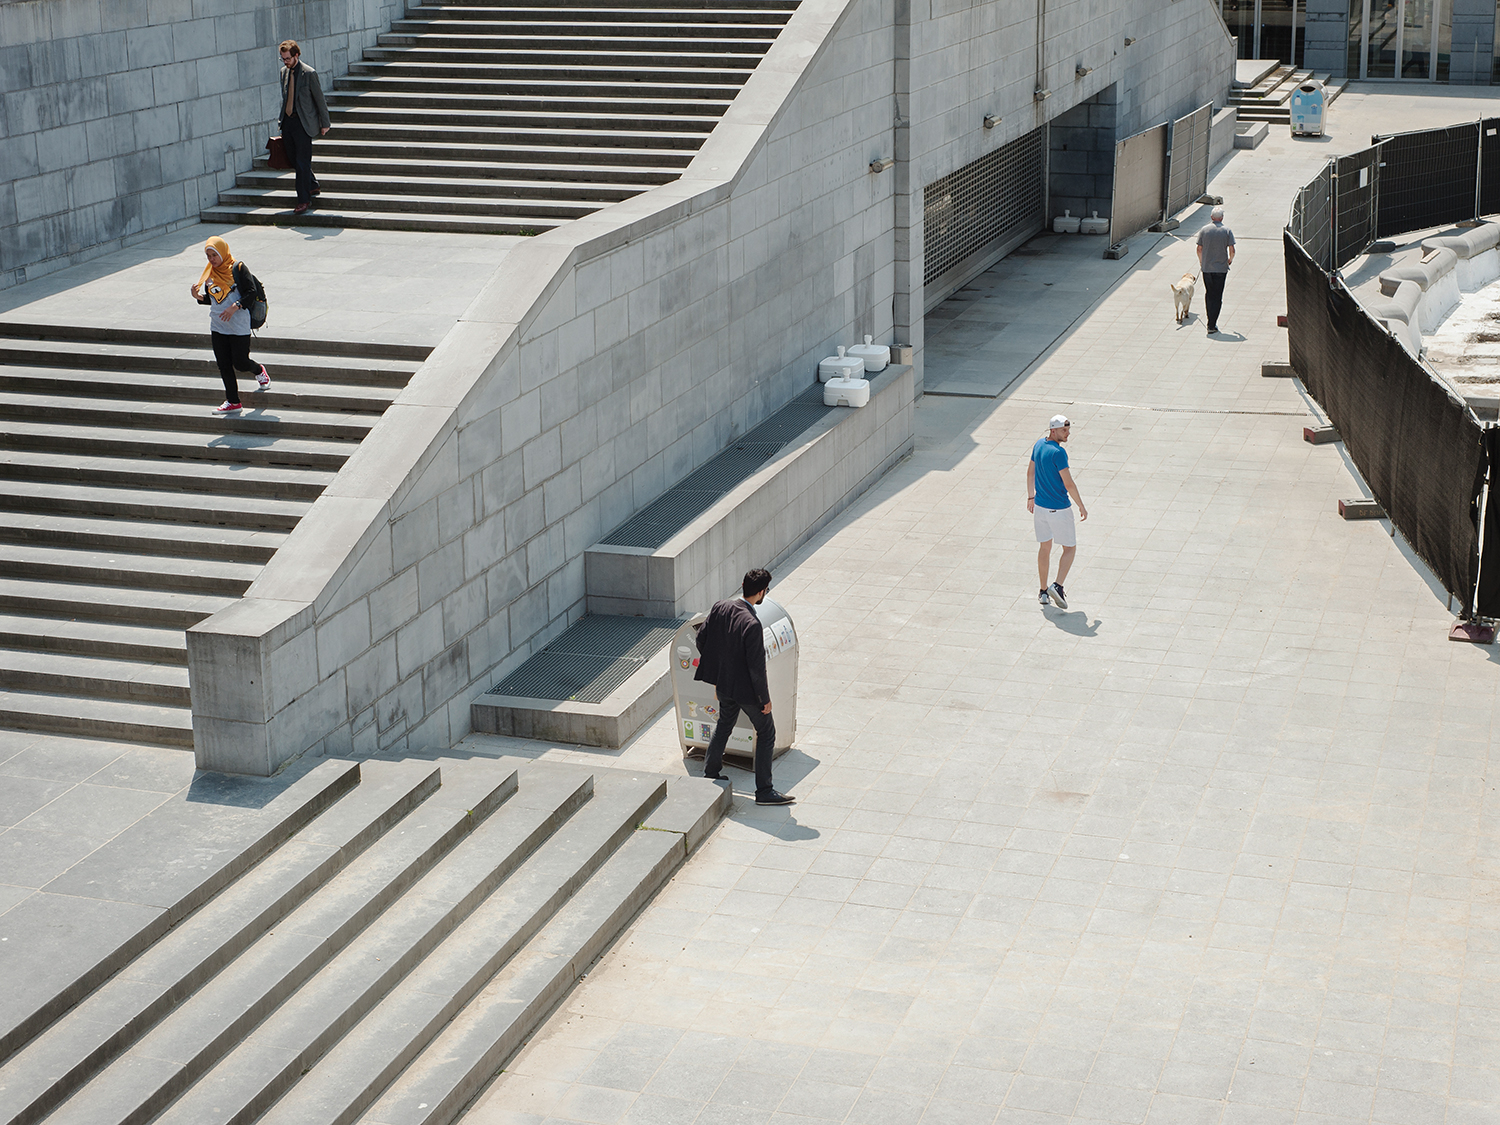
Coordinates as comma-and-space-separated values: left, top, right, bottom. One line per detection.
277, 40, 331, 215
694, 568, 794, 805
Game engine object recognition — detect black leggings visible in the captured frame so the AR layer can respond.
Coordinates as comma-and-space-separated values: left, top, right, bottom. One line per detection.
210, 331, 257, 403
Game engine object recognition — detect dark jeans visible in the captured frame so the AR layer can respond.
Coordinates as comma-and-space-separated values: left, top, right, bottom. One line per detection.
1203, 271, 1227, 328
703, 692, 775, 797
210, 331, 257, 402
279, 114, 320, 204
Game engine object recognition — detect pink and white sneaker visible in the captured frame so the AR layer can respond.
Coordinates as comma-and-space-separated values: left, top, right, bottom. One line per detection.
254, 365, 270, 391
213, 400, 242, 414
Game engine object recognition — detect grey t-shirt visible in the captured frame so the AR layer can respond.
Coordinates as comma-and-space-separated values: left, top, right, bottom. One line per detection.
1197, 222, 1235, 272
207, 284, 251, 336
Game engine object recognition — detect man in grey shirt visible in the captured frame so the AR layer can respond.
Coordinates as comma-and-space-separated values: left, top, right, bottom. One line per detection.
1196, 207, 1236, 334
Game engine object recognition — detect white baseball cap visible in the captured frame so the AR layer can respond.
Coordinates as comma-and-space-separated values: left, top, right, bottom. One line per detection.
1049, 414, 1070, 429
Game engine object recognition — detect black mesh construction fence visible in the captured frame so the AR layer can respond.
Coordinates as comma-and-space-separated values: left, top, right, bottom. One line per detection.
1333, 147, 1379, 270
1285, 232, 1486, 616
1481, 119, 1500, 217
1288, 164, 1333, 272
1374, 123, 1480, 239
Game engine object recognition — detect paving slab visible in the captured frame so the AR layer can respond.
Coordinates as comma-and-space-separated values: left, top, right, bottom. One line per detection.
451, 84, 1500, 1125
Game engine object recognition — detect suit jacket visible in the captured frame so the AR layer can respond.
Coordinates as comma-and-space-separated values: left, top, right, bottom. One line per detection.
279, 60, 331, 137
693, 598, 770, 707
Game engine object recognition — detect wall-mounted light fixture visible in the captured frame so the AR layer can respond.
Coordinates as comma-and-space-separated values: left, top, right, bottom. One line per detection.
1123, 36, 1135, 46
1075, 63, 1092, 78
869, 156, 895, 173
983, 114, 999, 129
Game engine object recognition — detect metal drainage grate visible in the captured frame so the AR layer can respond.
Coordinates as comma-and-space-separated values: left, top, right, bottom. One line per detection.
489, 615, 683, 703
599, 384, 835, 550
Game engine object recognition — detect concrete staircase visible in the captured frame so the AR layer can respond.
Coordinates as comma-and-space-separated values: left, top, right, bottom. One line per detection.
1229, 64, 1345, 125
0, 754, 726, 1125
202, 0, 800, 233
0, 323, 429, 747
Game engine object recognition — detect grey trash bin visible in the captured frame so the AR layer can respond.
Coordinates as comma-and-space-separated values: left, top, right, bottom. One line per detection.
670, 596, 798, 762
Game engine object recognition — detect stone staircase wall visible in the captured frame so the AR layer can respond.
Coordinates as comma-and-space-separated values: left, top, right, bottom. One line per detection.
0, 0, 401, 291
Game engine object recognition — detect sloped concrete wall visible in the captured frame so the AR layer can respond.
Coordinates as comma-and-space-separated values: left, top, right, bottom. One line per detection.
188, 0, 1235, 774
0, 0, 398, 290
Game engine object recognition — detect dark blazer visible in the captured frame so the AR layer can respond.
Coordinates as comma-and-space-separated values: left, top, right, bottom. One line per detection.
279, 59, 331, 136
693, 598, 770, 707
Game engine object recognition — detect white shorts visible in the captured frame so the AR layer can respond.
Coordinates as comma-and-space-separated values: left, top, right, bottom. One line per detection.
1033, 505, 1076, 547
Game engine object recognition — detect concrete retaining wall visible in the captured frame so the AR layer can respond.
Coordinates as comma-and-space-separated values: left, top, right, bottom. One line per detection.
187, 0, 1234, 775
0, 0, 398, 290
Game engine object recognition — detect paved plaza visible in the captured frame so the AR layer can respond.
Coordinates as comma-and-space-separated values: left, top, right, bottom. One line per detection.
4, 84, 1500, 1125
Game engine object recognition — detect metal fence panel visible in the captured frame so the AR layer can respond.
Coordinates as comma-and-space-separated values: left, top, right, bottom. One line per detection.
922, 125, 1046, 289
1333, 146, 1380, 269
1289, 162, 1333, 272
1109, 123, 1167, 245
1165, 103, 1212, 218
1375, 122, 1480, 238
1480, 118, 1500, 216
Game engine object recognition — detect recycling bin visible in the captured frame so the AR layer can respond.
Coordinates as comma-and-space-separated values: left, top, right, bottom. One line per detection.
1290, 81, 1324, 137
671, 596, 798, 762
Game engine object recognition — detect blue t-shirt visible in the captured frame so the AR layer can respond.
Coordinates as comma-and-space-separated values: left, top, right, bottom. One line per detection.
1031, 438, 1070, 509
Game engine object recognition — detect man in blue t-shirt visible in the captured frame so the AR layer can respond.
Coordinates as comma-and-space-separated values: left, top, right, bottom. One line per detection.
1027, 414, 1089, 609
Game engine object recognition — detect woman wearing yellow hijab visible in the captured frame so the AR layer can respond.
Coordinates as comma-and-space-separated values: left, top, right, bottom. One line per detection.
190, 236, 270, 414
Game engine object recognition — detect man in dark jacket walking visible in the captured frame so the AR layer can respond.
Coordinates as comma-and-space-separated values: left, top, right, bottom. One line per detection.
694, 568, 795, 805
278, 40, 331, 215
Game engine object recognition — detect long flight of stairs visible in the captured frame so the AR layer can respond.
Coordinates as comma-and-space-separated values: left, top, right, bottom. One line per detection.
0, 323, 429, 746
1229, 64, 1346, 125
0, 754, 726, 1125
202, 0, 801, 233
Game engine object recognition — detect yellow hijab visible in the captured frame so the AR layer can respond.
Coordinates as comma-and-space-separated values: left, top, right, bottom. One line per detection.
198, 236, 237, 303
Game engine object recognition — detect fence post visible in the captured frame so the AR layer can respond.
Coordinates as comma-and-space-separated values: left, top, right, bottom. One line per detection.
1477, 116, 1483, 222
1330, 159, 1338, 271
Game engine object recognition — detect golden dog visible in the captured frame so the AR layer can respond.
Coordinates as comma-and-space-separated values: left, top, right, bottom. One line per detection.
1170, 272, 1197, 323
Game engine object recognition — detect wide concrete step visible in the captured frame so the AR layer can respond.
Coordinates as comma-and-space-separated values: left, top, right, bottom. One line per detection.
217, 187, 603, 221
405, 4, 793, 21
253, 152, 680, 186
328, 103, 718, 132
0, 477, 310, 528
332, 75, 742, 100
0, 340, 419, 385
0, 688, 192, 746
357, 46, 765, 67
0, 542, 262, 596
0, 511, 287, 563
0, 419, 356, 470
0, 393, 379, 441
309, 135, 695, 166
0, 365, 396, 415
0, 321, 432, 364
0, 578, 234, 629
7, 758, 723, 1125
419, 0, 798, 9
199, 205, 564, 236
324, 90, 731, 116
0, 648, 189, 706
236, 167, 641, 202
323, 121, 709, 150
389, 18, 784, 35
0, 612, 188, 664
378, 31, 776, 49
0, 760, 447, 1125
0, 449, 334, 501
344, 60, 752, 84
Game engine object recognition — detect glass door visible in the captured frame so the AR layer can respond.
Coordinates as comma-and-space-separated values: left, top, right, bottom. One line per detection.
1355, 0, 1445, 79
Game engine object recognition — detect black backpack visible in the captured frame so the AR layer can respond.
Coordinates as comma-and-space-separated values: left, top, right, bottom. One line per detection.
232, 261, 269, 330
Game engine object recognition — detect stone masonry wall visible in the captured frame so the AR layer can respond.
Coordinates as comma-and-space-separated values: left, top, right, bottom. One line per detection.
0, 0, 400, 290
187, 0, 1236, 775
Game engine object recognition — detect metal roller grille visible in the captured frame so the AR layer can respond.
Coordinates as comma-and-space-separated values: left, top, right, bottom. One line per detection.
923, 126, 1046, 285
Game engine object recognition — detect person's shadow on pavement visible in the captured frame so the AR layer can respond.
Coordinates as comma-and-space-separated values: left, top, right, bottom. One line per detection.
1048, 612, 1101, 637
1208, 330, 1246, 342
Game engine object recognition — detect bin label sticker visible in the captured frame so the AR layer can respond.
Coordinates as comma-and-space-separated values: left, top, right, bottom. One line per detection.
684, 720, 694, 740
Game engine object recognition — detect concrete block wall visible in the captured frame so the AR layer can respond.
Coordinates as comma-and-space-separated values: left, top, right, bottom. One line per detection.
1049, 87, 1118, 223
1302, 0, 1349, 76
1450, 0, 1496, 85
0, 0, 400, 290
187, 0, 1236, 775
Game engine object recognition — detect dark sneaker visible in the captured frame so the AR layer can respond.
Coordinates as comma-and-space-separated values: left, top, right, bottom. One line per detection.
755, 790, 795, 806
1039, 588, 1050, 606
703, 773, 731, 785
1048, 582, 1068, 609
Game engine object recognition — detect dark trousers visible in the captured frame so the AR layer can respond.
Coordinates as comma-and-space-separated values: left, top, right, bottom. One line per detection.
210, 331, 257, 402
703, 692, 775, 797
279, 114, 320, 204
1203, 271, 1227, 329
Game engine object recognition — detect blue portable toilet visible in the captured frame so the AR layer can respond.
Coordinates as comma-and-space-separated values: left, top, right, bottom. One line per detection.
1290, 80, 1325, 137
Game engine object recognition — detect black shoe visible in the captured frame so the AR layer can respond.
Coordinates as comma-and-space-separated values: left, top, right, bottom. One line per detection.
1039, 588, 1050, 607
755, 790, 795, 806
703, 773, 731, 785
1207, 324, 1218, 334
1048, 582, 1068, 609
